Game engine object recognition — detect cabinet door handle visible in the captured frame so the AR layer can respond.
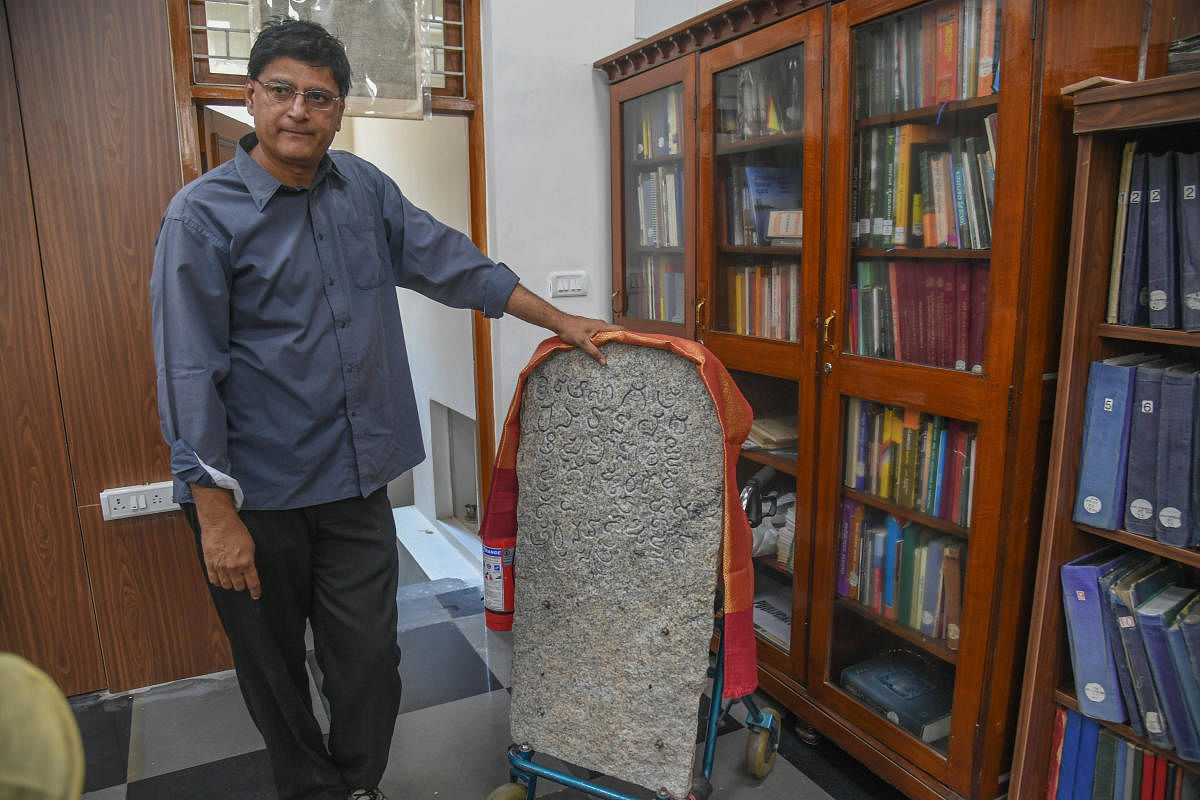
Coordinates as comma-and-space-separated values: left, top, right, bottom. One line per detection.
822, 310, 837, 350
695, 297, 707, 340
611, 289, 624, 315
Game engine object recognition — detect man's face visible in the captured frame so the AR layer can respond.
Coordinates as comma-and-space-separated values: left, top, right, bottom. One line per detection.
244, 56, 344, 181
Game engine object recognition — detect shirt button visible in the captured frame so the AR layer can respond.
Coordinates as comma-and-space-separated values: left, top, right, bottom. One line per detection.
327, 277, 335, 286
346, 363, 355, 372
318, 233, 324, 241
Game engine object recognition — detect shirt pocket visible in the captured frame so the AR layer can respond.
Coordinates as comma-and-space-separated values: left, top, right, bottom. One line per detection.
338, 219, 389, 289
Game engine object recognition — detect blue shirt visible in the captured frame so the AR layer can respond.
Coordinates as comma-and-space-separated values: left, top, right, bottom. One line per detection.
151, 133, 519, 510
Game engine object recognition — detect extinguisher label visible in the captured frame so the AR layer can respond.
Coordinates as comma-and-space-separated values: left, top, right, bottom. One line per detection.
483, 545, 511, 612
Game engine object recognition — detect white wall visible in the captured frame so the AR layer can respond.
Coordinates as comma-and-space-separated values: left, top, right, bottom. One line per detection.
339, 114, 476, 521
480, 0, 724, 439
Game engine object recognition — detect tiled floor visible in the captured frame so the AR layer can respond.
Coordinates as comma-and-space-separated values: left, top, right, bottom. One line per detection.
70, 508, 906, 800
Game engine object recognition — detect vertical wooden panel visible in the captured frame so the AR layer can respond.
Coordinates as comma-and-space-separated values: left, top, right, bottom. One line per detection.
7, 0, 230, 691
0, 0, 105, 697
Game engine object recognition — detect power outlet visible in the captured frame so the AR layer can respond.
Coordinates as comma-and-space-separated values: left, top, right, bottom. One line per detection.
100, 481, 180, 521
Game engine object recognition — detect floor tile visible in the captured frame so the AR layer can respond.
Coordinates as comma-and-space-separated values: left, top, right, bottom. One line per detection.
126, 672, 263, 782
125, 749, 275, 800
453, 614, 515, 689
80, 784, 127, 800
437, 585, 485, 618
396, 620, 502, 714
70, 691, 132, 791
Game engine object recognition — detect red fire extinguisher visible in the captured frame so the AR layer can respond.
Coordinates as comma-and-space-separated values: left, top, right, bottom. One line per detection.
483, 538, 515, 631
480, 468, 517, 631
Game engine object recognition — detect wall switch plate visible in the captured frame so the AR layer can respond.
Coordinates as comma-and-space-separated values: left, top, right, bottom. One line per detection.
100, 481, 180, 520
549, 270, 588, 298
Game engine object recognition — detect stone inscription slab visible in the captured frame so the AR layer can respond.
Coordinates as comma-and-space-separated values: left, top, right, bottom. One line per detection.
509, 343, 725, 799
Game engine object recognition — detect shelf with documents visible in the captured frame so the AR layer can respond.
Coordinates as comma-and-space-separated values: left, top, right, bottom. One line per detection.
597, 1, 1164, 796
1010, 71, 1200, 797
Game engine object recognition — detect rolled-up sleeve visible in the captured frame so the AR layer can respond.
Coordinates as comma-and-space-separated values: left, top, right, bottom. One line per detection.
380, 177, 519, 317
151, 212, 244, 506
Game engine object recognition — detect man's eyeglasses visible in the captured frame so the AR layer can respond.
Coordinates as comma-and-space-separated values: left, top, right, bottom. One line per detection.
253, 79, 341, 111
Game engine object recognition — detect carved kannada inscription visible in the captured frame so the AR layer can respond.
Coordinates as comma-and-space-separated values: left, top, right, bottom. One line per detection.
509, 344, 727, 799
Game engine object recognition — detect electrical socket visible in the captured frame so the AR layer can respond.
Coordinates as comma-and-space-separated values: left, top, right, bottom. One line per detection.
100, 481, 180, 521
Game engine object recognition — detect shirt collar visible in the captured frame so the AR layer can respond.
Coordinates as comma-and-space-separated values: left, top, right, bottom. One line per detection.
234, 132, 346, 211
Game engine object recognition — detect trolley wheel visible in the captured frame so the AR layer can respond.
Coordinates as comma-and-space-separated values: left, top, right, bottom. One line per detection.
486, 782, 528, 800
744, 707, 782, 778
687, 775, 713, 800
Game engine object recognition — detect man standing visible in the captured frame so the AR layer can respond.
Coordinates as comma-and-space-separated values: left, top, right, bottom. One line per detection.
151, 18, 617, 800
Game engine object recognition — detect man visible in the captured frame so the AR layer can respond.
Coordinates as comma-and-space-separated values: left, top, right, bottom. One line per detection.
151, 18, 618, 800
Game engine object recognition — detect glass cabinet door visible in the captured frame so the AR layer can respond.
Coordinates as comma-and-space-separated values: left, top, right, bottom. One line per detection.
699, 8, 826, 684
812, 0, 1002, 781
611, 58, 696, 336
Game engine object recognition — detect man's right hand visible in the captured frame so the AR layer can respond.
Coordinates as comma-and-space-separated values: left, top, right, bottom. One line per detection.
191, 485, 262, 599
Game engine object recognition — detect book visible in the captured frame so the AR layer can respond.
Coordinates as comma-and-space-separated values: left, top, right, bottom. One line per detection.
898, 522, 923, 628
883, 515, 903, 620
742, 166, 802, 246
1073, 354, 1152, 530
892, 124, 930, 247
1119, 153, 1151, 326
1057, 709, 1084, 800
752, 583, 793, 651
1093, 728, 1121, 800
1146, 153, 1179, 329
969, 263, 988, 373
1074, 715, 1102, 799
1110, 559, 1180, 751
840, 650, 953, 743
1125, 358, 1185, 536
1179, 593, 1200, 690
1107, 142, 1139, 324
1098, 551, 1156, 738
1165, 594, 1200, 767
920, 536, 947, 638
933, 0, 960, 104
1047, 706, 1069, 799
1137, 584, 1200, 762
942, 539, 963, 650
1060, 545, 1140, 722
976, 0, 998, 97
1179, 151, 1200, 332
1154, 364, 1197, 546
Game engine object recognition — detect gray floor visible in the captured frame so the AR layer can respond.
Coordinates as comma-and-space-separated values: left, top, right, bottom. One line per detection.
70, 516, 906, 799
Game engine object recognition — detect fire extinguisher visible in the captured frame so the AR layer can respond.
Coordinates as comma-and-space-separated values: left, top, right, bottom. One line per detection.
483, 538, 515, 631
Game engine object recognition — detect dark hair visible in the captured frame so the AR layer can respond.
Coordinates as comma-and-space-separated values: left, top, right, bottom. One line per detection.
247, 18, 352, 97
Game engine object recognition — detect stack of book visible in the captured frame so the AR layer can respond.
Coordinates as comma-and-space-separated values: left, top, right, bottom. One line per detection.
635, 165, 684, 249
852, 120, 996, 252
843, 399, 977, 527
723, 259, 802, 341
1061, 546, 1200, 763
853, 0, 1001, 119
752, 582, 793, 651
1072, 355, 1199, 545
626, 255, 685, 324
631, 85, 683, 161
721, 165, 803, 247
1047, 708, 1200, 798
715, 50, 804, 143
840, 649, 954, 744
850, 259, 988, 371
835, 501, 965, 650
1106, 147, 1200, 332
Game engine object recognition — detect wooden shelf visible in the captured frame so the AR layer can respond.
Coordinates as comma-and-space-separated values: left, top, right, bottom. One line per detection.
856, 94, 998, 128
718, 245, 804, 257
715, 129, 805, 155
1079, 524, 1200, 569
1052, 691, 1200, 776
741, 447, 799, 476
852, 247, 991, 261
835, 596, 959, 666
841, 488, 971, 540
1096, 323, 1200, 348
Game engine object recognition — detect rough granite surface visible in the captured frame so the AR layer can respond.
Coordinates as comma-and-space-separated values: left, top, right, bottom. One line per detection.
509, 343, 725, 799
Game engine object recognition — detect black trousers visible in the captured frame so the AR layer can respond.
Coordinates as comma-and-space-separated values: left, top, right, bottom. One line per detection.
183, 488, 402, 800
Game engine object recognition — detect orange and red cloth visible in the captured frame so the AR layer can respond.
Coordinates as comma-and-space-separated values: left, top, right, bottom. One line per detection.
479, 330, 758, 699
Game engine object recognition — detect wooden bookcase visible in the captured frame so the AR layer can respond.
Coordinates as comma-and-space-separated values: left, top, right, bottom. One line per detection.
596, 2, 1169, 797
1010, 72, 1200, 798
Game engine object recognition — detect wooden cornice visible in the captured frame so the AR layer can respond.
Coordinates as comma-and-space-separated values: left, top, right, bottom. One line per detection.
593, 0, 825, 83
